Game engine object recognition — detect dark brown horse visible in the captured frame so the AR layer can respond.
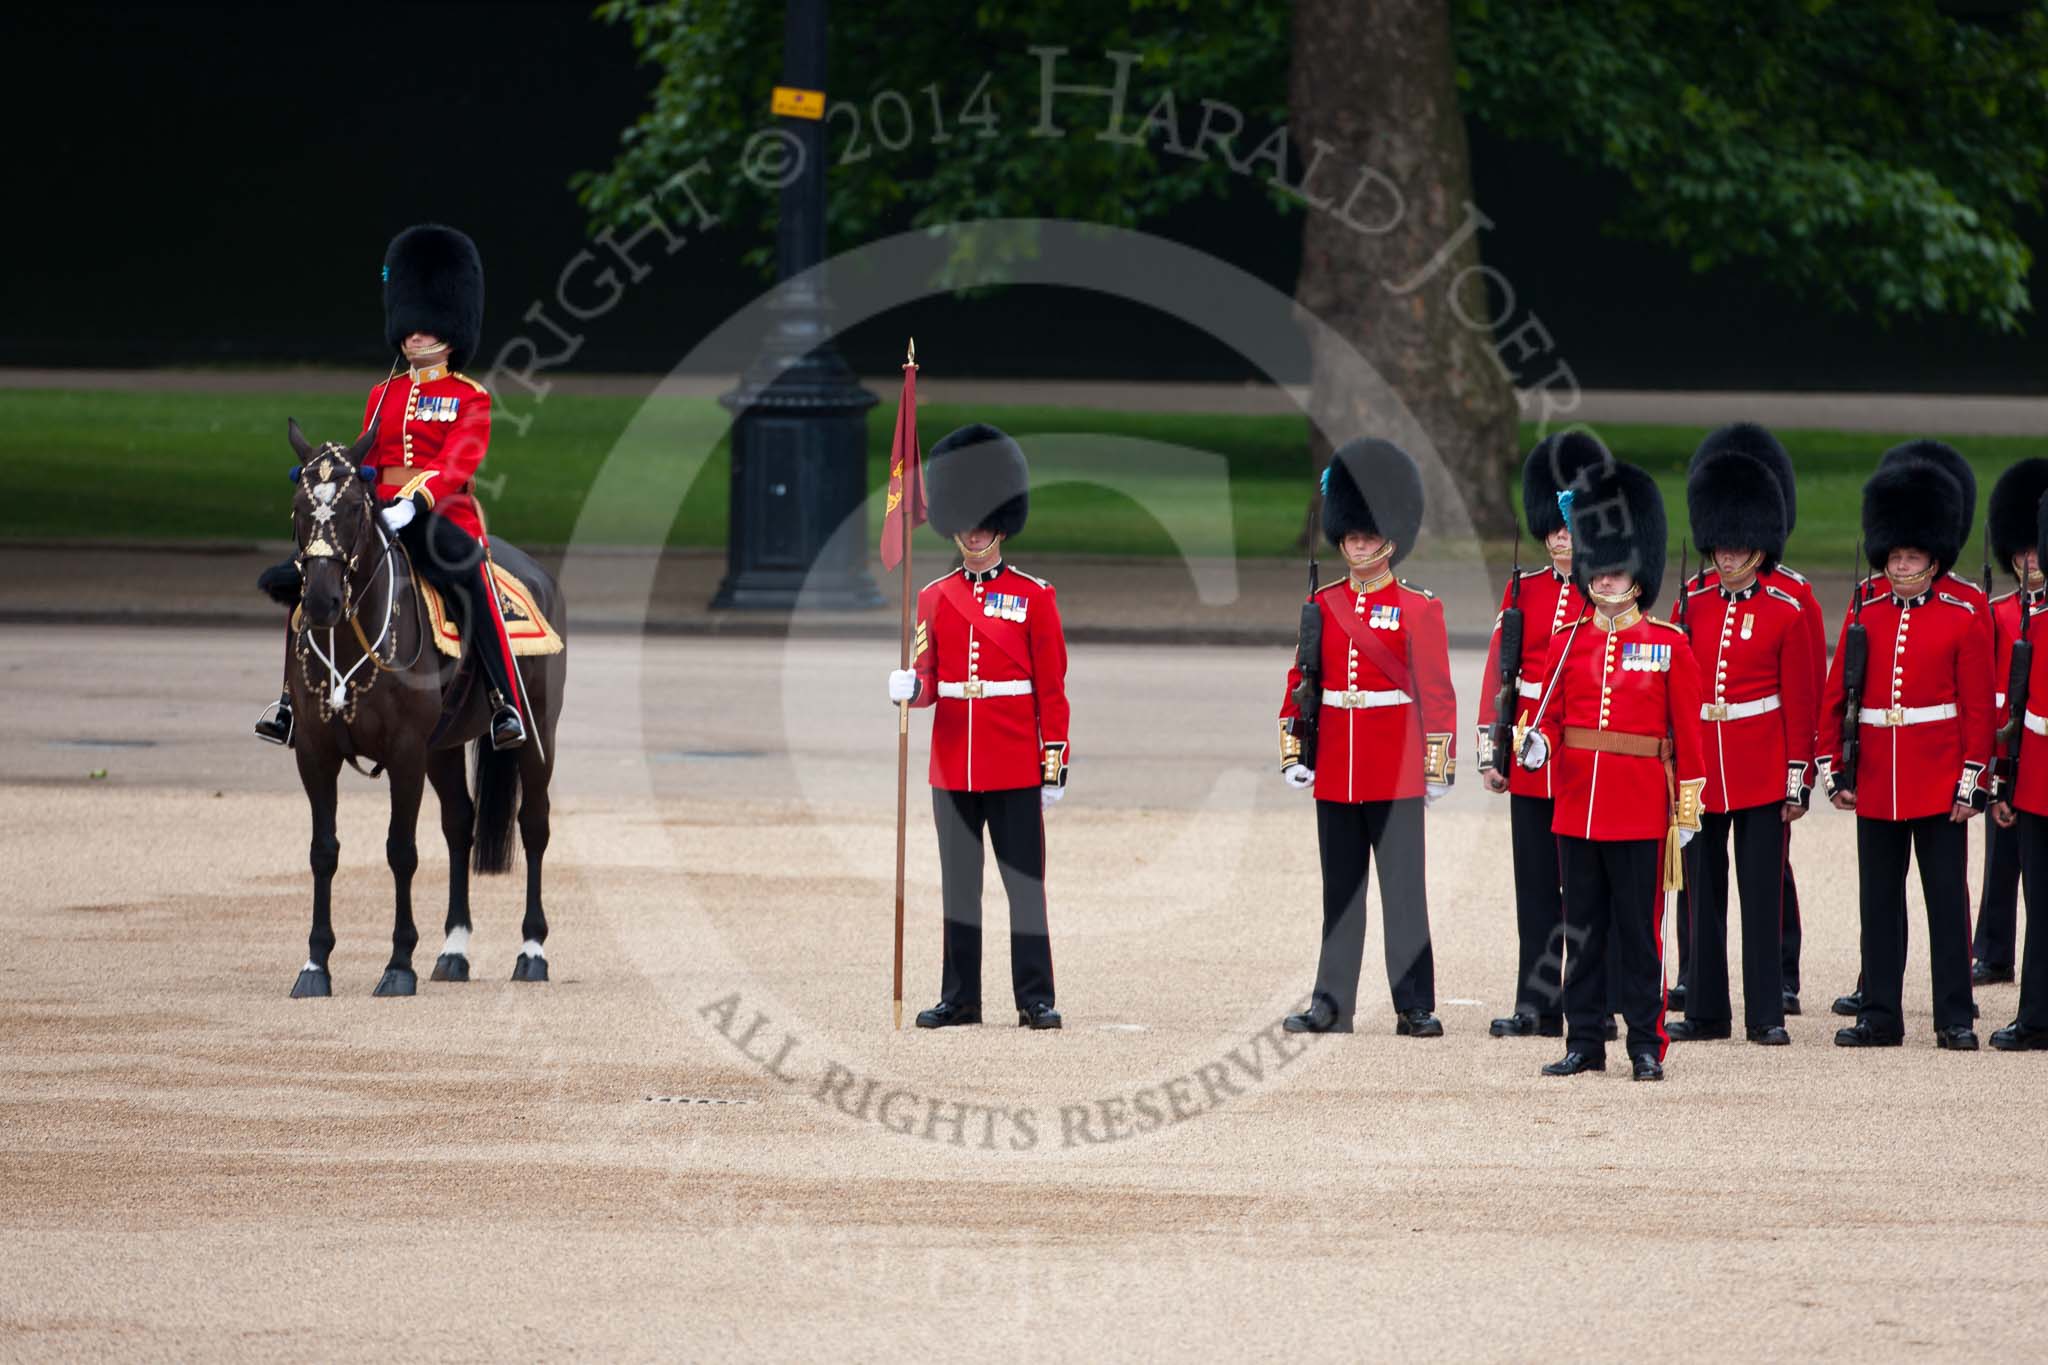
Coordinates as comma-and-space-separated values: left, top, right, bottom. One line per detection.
279, 419, 567, 996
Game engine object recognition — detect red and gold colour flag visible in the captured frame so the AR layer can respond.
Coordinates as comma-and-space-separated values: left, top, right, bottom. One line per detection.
880, 343, 924, 570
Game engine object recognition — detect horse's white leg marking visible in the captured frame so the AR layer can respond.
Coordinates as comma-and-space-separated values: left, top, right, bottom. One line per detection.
440, 925, 471, 959
521, 938, 546, 961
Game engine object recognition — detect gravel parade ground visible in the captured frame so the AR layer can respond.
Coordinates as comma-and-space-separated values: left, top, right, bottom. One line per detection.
4, 625, 2044, 1358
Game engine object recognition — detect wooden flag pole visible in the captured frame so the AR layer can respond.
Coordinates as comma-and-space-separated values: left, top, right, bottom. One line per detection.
892, 337, 916, 1030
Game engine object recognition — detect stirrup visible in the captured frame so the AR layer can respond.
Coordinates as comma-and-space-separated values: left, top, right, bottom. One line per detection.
489, 705, 527, 752
254, 696, 294, 747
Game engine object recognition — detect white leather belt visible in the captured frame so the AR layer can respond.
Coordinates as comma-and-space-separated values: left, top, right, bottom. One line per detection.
2026, 709, 2047, 737
1701, 694, 1780, 722
1517, 678, 1543, 700
1858, 702, 1958, 727
1321, 687, 1413, 710
937, 679, 1032, 699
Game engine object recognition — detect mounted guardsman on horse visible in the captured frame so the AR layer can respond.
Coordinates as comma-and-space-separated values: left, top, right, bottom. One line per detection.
253, 223, 568, 998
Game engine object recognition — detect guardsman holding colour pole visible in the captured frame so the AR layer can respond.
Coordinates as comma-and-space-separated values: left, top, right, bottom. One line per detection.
1816, 455, 1992, 1050
1987, 487, 2048, 1051
1519, 450, 1705, 1081
1278, 438, 1457, 1037
1475, 434, 1597, 1037
1670, 440, 1815, 1045
885, 425, 1071, 1031
1975, 459, 2048, 987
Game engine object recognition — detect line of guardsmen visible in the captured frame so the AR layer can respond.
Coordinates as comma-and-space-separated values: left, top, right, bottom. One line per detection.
887, 423, 2048, 1075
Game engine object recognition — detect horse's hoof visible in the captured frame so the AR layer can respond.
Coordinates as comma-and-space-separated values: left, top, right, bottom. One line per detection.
290, 967, 332, 999
373, 967, 418, 997
510, 953, 549, 983
430, 954, 470, 983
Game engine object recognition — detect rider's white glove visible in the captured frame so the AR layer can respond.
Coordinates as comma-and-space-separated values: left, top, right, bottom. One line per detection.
1041, 785, 1065, 809
1424, 782, 1450, 808
1518, 731, 1550, 771
1678, 828, 1696, 849
887, 669, 918, 703
1283, 763, 1315, 791
379, 497, 417, 533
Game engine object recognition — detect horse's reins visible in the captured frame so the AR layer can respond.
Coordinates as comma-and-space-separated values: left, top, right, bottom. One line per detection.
295, 447, 405, 718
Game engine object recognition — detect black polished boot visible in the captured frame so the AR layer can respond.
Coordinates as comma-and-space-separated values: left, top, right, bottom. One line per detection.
1990, 1021, 2048, 1051
254, 691, 294, 746
1395, 1009, 1443, 1038
1017, 1002, 1063, 1030
1973, 960, 2015, 986
1831, 988, 1865, 1018
490, 704, 527, 751
1541, 1051, 1605, 1076
1631, 1053, 1665, 1081
1283, 996, 1351, 1034
1666, 1018, 1732, 1042
914, 1000, 981, 1028
1489, 1012, 1540, 1037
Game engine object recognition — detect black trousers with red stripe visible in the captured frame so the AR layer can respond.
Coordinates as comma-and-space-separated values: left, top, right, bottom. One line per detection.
1780, 842, 1804, 992
1856, 814, 1974, 1036
1507, 794, 1566, 1018
1311, 797, 1435, 1024
398, 508, 526, 718
2012, 812, 2048, 1030
933, 786, 1054, 1011
1975, 816, 2022, 969
1682, 803, 1786, 1031
1559, 835, 1667, 1061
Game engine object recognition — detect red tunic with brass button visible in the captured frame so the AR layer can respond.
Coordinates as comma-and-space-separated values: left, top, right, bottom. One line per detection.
1533, 608, 1707, 842
1696, 563, 1827, 698
361, 364, 492, 539
1815, 583, 1995, 820
1279, 574, 1457, 803
1999, 607, 2048, 815
1476, 565, 1588, 799
908, 563, 1071, 792
1682, 579, 1817, 812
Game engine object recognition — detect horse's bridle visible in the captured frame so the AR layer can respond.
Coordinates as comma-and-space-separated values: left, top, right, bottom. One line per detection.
293, 445, 413, 721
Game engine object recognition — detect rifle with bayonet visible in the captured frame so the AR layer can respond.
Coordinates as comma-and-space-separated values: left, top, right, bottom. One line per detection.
1287, 541, 1322, 772
1995, 560, 2033, 804
1488, 533, 1526, 779
1836, 540, 1869, 795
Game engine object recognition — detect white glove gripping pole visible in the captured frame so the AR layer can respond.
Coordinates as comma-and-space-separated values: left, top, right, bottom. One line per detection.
1516, 610, 1585, 771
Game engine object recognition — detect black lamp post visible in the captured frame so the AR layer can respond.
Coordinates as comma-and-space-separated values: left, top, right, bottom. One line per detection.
710, 0, 881, 610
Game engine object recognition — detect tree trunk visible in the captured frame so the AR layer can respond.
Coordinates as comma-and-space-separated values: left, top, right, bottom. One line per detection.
1290, 0, 1520, 546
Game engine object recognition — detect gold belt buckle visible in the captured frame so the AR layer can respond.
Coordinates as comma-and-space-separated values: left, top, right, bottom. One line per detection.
1344, 689, 1364, 708
1884, 706, 1904, 727
1705, 703, 1729, 722
962, 681, 985, 699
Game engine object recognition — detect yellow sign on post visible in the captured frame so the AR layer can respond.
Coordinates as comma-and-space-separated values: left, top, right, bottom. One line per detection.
771, 86, 826, 120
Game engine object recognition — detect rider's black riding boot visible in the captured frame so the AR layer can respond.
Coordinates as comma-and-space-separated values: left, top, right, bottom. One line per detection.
489, 690, 527, 751
254, 690, 294, 746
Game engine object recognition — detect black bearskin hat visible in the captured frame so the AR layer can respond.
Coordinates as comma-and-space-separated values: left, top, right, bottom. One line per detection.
1693, 423, 1797, 534
1881, 439, 1975, 545
1322, 438, 1424, 567
1687, 450, 1787, 569
1522, 430, 1612, 538
383, 225, 484, 371
1863, 458, 1964, 576
2035, 482, 2048, 584
1568, 460, 1668, 611
925, 423, 1029, 540
1989, 458, 2048, 578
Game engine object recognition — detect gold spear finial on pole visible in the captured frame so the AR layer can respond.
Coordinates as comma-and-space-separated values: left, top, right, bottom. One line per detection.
907, 336, 916, 367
